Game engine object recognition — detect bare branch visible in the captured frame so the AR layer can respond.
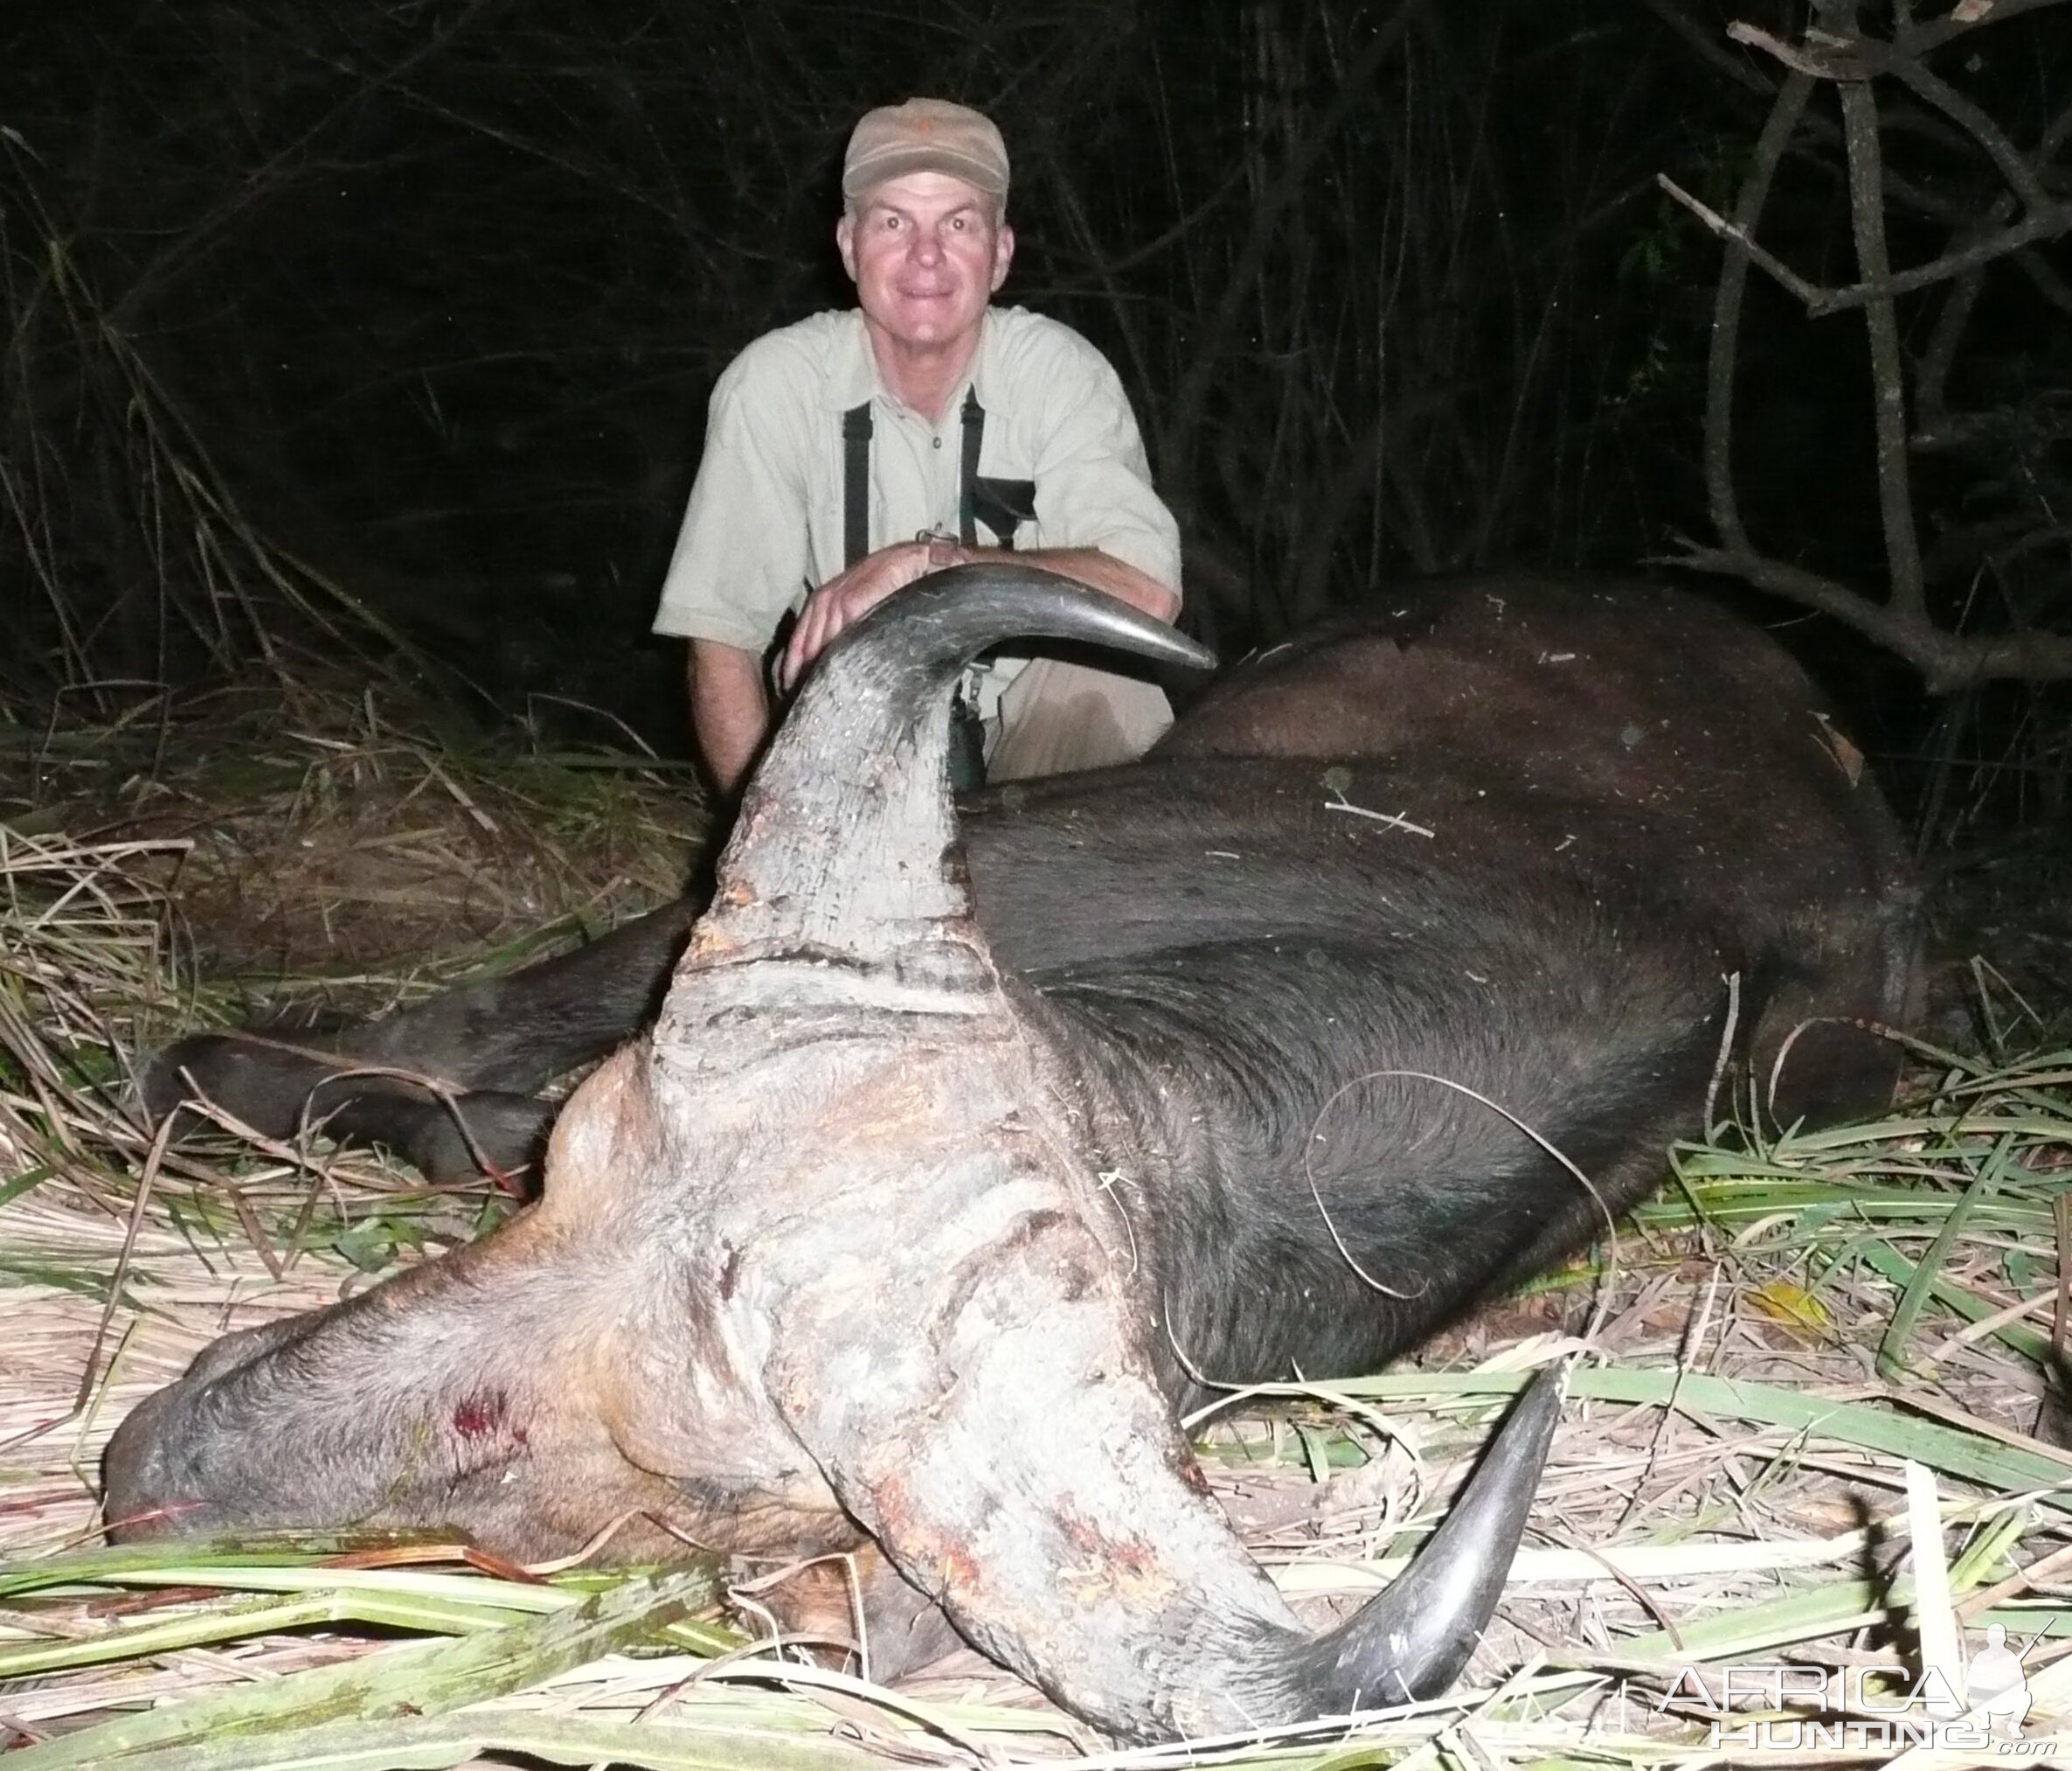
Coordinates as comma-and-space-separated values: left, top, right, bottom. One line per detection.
1899, 0, 2072, 55
1824, 1, 1926, 616
1728, 21, 1880, 80
1637, 0, 1771, 92
1663, 124, 2072, 320
2013, 246, 2072, 315
1157, 0, 1427, 505
1660, 545, 2072, 690
1716, 6, 2072, 318
1887, 58, 2056, 212
1906, 76, 2072, 415
1916, 227, 1993, 419
1736, 0, 2072, 68
1809, 202, 2072, 311
1695, 70, 1818, 556
111, 0, 499, 323
1681, 4, 2072, 691
1658, 173, 1824, 303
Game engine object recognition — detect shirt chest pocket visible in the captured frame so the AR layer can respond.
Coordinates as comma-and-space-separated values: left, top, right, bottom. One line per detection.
970, 476, 1038, 549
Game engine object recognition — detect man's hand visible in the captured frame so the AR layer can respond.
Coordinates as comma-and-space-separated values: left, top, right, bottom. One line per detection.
779, 538, 962, 691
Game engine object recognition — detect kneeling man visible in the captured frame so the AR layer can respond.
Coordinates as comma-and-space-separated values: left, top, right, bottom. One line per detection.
653, 97, 1184, 793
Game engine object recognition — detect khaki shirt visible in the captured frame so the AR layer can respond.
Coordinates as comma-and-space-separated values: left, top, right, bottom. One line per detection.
652, 306, 1182, 652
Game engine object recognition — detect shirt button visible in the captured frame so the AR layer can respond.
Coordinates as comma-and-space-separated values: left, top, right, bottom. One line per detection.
932, 436, 942, 449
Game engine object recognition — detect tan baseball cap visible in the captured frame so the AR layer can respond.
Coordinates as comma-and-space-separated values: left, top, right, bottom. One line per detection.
842, 98, 1009, 203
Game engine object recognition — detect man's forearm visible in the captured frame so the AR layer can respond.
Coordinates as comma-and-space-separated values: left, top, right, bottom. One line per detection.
966, 545, 1181, 624
688, 639, 772, 796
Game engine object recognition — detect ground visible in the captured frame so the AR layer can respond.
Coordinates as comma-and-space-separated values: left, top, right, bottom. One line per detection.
2, 677, 2070, 1768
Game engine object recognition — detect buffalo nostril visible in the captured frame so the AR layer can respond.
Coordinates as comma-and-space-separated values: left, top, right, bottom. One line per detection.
101, 1382, 194, 1542
103, 1496, 201, 1543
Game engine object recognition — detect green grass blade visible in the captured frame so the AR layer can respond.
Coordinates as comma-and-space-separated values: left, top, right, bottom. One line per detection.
1854, 1238, 2052, 1363
1877, 1129, 2012, 1379
2, 1566, 720, 1769
0, 1587, 534, 1678
0, 1539, 719, 1612
1310, 1366, 2072, 1499
23, 1711, 882, 1771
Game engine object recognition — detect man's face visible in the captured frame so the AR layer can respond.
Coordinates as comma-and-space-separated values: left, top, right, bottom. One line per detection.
837, 172, 1013, 357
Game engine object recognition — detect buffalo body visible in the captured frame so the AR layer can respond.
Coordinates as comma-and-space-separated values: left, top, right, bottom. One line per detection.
114, 569, 1919, 1741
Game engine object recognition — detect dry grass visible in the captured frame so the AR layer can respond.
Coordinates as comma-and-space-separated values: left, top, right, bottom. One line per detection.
3, 691, 2071, 1768
3, 677, 703, 989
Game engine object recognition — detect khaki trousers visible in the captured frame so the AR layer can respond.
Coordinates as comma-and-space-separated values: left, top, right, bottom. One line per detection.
984, 657, 1174, 781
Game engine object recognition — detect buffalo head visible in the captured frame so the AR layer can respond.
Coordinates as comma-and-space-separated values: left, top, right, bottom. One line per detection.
105, 566, 1560, 1742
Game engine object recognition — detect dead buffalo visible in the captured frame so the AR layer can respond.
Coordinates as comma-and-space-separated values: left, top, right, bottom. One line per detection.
109, 566, 1919, 1742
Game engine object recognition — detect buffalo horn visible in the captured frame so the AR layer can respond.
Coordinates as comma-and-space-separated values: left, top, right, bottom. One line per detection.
662, 566, 1213, 1045
814, 1236, 1564, 1743
1272, 1365, 1564, 1715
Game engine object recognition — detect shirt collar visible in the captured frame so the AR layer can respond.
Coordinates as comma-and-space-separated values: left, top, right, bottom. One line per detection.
822, 309, 877, 411
821, 308, 996, 420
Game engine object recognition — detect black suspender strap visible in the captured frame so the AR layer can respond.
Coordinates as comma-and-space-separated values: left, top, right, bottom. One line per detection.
949, 387, 990, 793
842, 392, 986, 564
841, 401, 873, 569
958, 386, 984, 548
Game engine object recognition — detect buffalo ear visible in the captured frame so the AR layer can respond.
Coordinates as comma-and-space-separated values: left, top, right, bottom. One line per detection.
531, 1047, 658, 1219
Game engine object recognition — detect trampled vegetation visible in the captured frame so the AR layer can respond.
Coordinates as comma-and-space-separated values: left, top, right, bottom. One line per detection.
4, 0, 2072, 1763
1, 691, 2070, 1767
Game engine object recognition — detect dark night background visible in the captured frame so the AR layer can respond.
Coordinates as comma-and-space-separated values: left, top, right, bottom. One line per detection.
3, 0, 2069, 840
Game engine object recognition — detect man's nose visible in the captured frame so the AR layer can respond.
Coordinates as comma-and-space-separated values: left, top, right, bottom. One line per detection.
909, 230, 944, 264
